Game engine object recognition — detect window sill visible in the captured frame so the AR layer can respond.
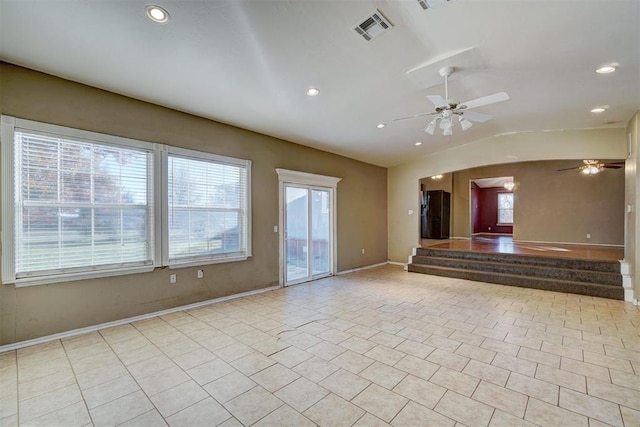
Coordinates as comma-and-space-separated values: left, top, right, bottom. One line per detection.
7, 265, 156, 288
168, 255, 250, 269
496, 223, 513, 226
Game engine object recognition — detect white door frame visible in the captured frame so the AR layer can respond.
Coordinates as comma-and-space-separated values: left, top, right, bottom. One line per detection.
276, 169, 341, 287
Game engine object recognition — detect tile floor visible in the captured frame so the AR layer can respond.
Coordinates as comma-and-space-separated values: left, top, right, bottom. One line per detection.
1, 265, 639, 426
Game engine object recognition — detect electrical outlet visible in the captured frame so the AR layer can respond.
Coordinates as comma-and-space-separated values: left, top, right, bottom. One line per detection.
169, 274, 177, 284
586, 233, 591, 239
361, 248, 365, 254
197, 269, 204, 279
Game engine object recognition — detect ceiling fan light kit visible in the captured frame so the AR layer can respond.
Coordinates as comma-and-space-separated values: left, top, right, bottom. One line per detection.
392, 66, 510, 136
556, 159, 625, 175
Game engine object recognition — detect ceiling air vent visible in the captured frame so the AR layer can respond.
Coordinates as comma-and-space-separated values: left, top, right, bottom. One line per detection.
354, 10, 392, 41
417, 0, 452, 10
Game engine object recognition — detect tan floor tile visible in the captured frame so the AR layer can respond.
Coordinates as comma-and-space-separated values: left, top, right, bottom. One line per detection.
252, 404, 315, 427
462, 360, 510, 387
274, 377, 328, 412
517, 346, 561, 368
305, 340, 346, 361
561, 357, 611, 382
481, 338, 520, 356
17, 357, 71, 384
159, 338, 202, 359
214, 342, 254, 362
352, 383, 408, 422
149, 380, 208, 418
434, 390, 494, 427
426, 348, 470, 372
455, 343, 496, 364
424, 335, 462, 352
316, 328, 352, 344
535, 364, 586, 392
201, 334, 237, 352
250, 363, 300, 392
187, 358, 235, 386
353, 412, 390, 426
491, 353, 537, 377
304, 393, 365, 426
284, 332, 322, 349
540, 341, 583, 361
292, 356, 340, 382
249, 337, 291, 356
391, 401, 455, 427
331, 350, 375, 374
524, 397, 588, 426
506, 372, 559, 405
83, 374, 139, 409
118, 344, 164, 367
18, 369, 76, 401
394, 339, 435, 359
119, 409, 167, 426
65, 341, 112, 362
584, 350, 634, 373
340, 336, 378, 354
0, 396, 17, 419
319, 369, 370, 400
230, 352, 276, 375
369, 331, 405, 348
587, 377, 640, 409
449, 330, 486, 346
488, 409, 538, 427
394, 354, 439, 381
396, 327, 431, 342
559, 387, 623, 427
621, 406, 640, 426
359, 361, 407, 389
346, 324, 378, 339
204, 371, 256, 403
100, 324, 144, 345
392, 374, 446, 409
166, 396, 231, 427
223, 386, 283, 426
610, 369, 640, 390
472, 381, 528, 418
109, 336, 151, 355
430, 366, 480, 397
20, 401, 91, 427
75, 362, 129, 390
268, 346, 312, 368
138, 365, 190, 396
172, 347, 216, 371
18, 383, 82, 423
89, 390, 153, 427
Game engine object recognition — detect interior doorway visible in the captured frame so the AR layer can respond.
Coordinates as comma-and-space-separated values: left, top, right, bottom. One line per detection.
470, 176, 515, 236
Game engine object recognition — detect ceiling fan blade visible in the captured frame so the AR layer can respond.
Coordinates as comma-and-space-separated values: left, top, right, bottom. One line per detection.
461, 111, 492, 123
557, 167, 580, 172
427, 95, 447, 108
602, 164, 622, 169
392, 112, 437, 122
460, 92, 510, 110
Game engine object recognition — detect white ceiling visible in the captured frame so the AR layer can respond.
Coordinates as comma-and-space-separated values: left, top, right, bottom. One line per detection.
473, 177, 512, 189
1, 0, 638, 168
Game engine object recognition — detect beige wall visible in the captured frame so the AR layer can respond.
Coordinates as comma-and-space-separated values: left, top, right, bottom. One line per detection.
448, 161, 624, 244
625, 111, 639, 301
0, 63, 388, 345
388, 128, 628, 263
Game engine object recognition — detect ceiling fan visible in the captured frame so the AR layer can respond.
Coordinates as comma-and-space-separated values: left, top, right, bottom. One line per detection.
557, 160, 625, 175
393, 66, 510, 135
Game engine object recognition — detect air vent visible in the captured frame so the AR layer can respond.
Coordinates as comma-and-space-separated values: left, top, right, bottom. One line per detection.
354, 10, 392, 41
417, 0, 452, 10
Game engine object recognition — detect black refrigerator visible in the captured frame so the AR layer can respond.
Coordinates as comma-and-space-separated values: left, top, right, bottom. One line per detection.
421, 190, 450, 239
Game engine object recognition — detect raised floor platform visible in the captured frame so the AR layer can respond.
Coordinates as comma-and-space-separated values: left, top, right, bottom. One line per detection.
411, 236, 624, 300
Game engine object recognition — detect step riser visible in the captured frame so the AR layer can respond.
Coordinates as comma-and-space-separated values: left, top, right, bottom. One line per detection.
415, 248, 619, 273
411, 256, 621, 286
408, 265, 624, 300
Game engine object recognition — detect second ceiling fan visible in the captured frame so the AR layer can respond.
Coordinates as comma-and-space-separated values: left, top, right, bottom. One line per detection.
393, 66, 510, 135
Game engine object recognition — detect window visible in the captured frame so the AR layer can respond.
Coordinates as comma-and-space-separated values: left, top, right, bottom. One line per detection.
1, 116, 251, 286
165, 148, 251, 266
497, 192, 514, 225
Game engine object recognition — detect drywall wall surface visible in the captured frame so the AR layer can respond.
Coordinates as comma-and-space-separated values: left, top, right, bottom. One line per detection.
0, 63, 387, 344
388, 127, 627, 262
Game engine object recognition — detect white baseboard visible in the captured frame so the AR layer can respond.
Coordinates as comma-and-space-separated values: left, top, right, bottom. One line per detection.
337, 262, 389, 276
0, 284, 280, 354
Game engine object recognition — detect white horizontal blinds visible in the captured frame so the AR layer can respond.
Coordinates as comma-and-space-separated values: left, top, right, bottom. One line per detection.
14, 130, 154, 277
168, 154, 247, 263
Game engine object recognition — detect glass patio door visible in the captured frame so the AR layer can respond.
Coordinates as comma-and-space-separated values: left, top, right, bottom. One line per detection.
284, 185, 331, 285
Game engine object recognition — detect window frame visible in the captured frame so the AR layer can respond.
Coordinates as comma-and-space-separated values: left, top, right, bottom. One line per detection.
497, 191, 514, 226
1, 116, 252, 286
162, 146, 252, 268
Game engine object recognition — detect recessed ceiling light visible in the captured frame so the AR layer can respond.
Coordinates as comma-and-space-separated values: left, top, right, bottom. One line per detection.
415, 142, 422, 146
376, 123, 386, 129
146, 5, 169, 23
590, 107, 606, 113
306, 88, 320, 96
595, 66, 616, 74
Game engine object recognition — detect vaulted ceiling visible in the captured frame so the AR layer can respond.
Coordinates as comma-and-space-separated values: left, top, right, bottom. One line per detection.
1, 0, 638, 167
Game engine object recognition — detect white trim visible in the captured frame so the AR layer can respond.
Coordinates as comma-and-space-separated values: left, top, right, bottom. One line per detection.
0, 284, 280, 354
337, 261, 389, 275
275, 168, 341, 187
1, 116, 16, 284
168, 255, 248, 269
620, 259, 634, 302
13, 266, 155, 287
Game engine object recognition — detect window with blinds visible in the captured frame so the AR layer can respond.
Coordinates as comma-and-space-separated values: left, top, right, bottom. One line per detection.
12, 130, 155, 278
498, 192, 514, 225
167, 150, 250, 265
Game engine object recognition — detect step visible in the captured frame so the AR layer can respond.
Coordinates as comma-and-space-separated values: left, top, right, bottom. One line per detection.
415, 248, 620, 273
407, 264, 624, 300
410, 255, 622, 286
